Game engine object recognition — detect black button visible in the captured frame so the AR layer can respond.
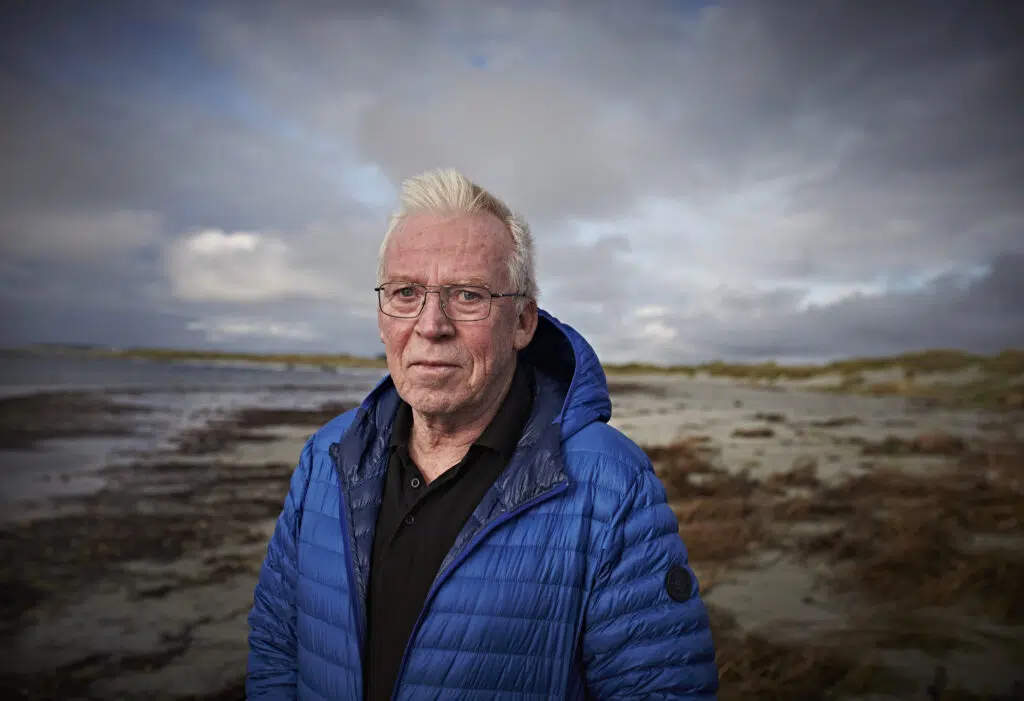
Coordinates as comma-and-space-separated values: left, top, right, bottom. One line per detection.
410, 477, 421, 488
404, 515, 415, 525
665, 565, 694, 603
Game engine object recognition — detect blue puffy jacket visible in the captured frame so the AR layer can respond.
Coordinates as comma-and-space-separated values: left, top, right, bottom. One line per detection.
247, 309, 719, 699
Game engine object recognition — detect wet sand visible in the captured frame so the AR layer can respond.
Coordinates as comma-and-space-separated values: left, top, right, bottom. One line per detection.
1, 377, 1022, 700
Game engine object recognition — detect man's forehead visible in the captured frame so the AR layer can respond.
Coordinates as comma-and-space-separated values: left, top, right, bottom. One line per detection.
383, 213, 512, 283
391, 211, 509, 243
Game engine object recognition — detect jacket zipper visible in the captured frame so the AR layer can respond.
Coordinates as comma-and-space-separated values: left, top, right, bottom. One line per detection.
335, 476, 365, 654
389, 481, 570, 701
334, 444, 389, 656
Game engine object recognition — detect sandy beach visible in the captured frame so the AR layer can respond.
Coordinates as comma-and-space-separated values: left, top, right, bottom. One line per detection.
1, 365, 1021, 700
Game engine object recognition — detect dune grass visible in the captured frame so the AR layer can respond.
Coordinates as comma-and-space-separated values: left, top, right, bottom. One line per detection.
606, 348, 1024, 380
607, 348, 1024, 410
857, 375, 1024, 410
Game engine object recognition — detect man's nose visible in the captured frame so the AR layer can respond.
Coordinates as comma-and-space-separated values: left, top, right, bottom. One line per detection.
415, 291, 454, 337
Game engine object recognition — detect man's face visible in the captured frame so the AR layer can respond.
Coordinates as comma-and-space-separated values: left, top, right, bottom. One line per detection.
378, 212, 538, 420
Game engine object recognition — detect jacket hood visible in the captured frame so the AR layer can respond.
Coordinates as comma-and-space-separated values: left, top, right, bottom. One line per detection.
521, 308, 611, 440
359, 308, 611, 441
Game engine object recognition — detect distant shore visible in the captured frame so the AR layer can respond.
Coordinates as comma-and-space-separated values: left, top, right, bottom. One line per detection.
7, 344, 1023, 411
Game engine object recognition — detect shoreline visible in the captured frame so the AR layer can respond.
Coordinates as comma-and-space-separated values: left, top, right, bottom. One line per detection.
7, 345, 1022, 411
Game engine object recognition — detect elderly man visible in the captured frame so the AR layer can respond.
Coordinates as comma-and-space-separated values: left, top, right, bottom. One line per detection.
247, 168, 719, 700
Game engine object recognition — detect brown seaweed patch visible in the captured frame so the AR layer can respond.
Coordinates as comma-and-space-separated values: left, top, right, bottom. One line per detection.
751, 412, 787, 424
791, 442, 1024, 623
710, 604, 906, 701
606, 380, 668, 397
174, 401, 349, 455
0, 459, 294, 631
0, 391, 148, 450
646, 440, 766, 565
862, 431, 968, 456
810, 416, 862, 428
764, 458, 820, 491
732, 426, 776, 439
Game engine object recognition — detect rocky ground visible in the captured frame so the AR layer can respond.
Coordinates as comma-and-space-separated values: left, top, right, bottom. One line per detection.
1, 377, 1022, 700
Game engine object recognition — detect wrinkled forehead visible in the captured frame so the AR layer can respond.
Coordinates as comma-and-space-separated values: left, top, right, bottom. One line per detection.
382, 212, 513, 284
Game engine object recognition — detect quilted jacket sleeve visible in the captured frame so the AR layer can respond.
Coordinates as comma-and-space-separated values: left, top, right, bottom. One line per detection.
246, 436, 315, 699
582, 467, 719, 699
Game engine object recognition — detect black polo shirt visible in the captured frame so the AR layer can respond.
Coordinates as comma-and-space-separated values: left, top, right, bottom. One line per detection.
363, 362, 534, 701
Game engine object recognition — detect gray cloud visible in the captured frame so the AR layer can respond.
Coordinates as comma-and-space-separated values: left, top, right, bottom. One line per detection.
643, 252, 1024, 364
0, 0, 1021, 361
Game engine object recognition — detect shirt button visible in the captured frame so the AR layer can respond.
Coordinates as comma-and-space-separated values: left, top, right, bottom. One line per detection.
404, 515, 415, 525
410, 477, 421, 488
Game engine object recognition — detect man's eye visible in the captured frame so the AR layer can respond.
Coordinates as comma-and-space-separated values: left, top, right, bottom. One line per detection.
396, 287, 417, 297
457, 289, 483, 302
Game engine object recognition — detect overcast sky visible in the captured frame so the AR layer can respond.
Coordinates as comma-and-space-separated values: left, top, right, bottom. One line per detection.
1, 0, 1021, 363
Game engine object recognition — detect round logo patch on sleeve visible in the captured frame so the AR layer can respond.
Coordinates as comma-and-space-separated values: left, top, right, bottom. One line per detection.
665, 565, 694, 603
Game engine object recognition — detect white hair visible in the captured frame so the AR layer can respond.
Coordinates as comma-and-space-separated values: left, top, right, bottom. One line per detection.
377, 168, 539, 305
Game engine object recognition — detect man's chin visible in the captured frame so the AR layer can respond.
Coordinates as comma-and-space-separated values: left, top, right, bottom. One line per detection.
404, 392, 466, 419
402, 378, 462, 404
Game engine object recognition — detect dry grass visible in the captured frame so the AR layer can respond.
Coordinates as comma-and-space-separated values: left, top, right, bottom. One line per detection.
826, 374, 1024, 411
610, 349, 1024, 383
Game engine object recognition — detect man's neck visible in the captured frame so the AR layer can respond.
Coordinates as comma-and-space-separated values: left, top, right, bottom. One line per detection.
408, 368, 515, 483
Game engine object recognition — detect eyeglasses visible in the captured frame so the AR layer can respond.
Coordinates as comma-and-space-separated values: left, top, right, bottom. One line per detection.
375, 282, 526, 321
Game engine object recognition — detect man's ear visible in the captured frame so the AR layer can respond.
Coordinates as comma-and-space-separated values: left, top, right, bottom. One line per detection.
513, 299, 539, 351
